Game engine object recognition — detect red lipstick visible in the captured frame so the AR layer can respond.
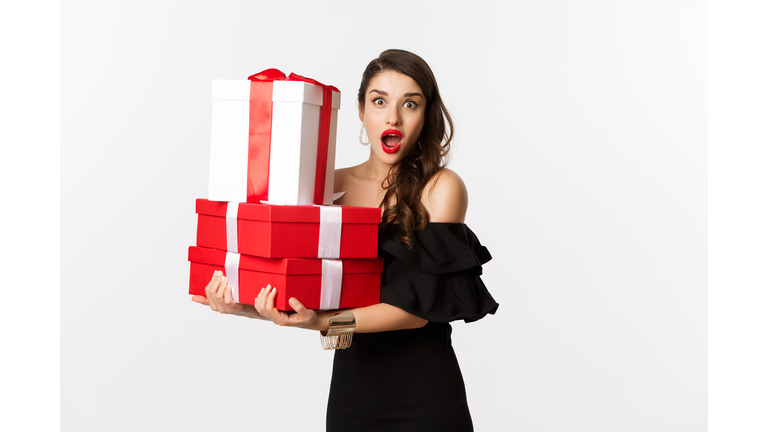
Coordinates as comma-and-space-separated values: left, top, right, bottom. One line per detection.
381, 129, 402, 154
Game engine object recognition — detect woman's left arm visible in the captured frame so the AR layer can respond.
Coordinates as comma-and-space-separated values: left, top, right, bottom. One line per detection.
254, 287, 427, 333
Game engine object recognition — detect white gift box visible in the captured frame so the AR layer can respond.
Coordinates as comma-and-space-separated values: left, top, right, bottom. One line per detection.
208, 73, 340, 205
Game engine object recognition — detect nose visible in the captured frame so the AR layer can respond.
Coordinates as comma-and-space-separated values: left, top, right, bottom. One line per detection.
386, 106, 401, 126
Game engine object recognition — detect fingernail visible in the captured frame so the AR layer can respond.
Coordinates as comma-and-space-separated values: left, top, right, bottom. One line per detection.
289, 298, 297, 305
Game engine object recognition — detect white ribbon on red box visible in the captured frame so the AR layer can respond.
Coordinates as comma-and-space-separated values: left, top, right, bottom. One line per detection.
319, 259, 343, 310
224, 202, 343, 259
317, 206, 342, 259
226, 202, 239, 253
224, 251, 241, 303
315, 205, 343, 309
224, 203, 242, 303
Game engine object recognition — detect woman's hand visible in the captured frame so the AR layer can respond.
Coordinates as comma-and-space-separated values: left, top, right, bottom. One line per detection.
254, 285, 325, 331
192, 270, 257, 318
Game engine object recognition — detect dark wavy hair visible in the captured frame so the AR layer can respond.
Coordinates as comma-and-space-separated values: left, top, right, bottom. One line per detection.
358, 49, 454, 247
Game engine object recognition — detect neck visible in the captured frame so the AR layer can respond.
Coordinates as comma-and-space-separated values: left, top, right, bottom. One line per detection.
361, 150, 397, 184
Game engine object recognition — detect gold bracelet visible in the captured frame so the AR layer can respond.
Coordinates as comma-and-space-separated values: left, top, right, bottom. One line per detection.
320, 312, 355, 350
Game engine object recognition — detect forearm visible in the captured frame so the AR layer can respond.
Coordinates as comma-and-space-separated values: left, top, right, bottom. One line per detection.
312, 303, 427, 333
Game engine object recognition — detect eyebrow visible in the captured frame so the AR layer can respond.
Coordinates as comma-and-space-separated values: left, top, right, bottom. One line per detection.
368, 89, 424, 99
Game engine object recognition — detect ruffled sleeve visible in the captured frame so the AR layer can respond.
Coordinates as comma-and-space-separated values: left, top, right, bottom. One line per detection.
378, 223, 499, 323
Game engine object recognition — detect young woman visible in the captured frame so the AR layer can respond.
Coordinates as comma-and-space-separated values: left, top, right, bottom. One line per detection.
193, 49, 499, 431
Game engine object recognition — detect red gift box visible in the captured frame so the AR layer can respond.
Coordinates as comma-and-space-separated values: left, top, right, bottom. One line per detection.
188, 246, 383, 310
195, 199, 381, 258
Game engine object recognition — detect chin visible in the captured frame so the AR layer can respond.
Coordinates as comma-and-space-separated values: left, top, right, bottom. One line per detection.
375, 149, 411, 166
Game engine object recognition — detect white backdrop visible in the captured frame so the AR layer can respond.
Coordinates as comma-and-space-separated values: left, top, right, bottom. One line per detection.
62, 1, 706, 431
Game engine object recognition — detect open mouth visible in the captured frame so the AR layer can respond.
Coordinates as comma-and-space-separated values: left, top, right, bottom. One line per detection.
380, 129, 402, 154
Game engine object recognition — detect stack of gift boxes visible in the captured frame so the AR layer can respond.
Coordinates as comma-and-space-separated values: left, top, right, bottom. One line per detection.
188, 69, 384, 311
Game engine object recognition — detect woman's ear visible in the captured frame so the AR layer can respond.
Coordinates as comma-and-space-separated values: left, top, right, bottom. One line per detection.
358, 103, 364, 122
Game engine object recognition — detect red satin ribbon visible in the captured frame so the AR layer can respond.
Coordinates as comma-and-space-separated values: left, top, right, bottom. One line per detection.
246, 69, 286, 203
245, 69, 338, 204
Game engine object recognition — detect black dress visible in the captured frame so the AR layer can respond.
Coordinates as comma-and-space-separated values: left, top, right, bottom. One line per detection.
326, 223, 499, 432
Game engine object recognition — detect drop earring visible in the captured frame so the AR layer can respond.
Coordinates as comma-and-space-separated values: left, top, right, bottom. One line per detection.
359, 123, 370, 145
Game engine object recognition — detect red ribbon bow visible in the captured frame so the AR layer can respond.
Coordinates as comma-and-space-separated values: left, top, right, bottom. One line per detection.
287, 72, 340, 93
247, 68, 287, 82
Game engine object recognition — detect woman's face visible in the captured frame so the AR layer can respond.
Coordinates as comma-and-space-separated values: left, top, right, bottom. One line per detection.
359, 70, 425, 166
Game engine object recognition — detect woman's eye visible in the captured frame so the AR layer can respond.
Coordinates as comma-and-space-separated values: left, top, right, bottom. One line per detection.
404, 101, 418, 109
373, 98, 385, 106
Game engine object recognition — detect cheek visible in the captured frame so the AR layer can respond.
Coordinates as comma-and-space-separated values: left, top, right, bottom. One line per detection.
365, 107, 383, 121
411, 120, 425, 140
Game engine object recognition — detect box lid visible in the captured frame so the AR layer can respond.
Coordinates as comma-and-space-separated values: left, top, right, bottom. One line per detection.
211, 79, 338, 108
188, 246, 384, 275
271, 80, 323, 106
195, 199, 381, 224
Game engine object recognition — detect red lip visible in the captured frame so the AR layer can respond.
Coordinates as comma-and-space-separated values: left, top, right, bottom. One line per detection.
381, 129, 402, 154
381, 129, 403, 139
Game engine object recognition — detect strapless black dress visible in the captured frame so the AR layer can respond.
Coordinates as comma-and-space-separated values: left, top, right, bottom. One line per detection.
326, 223, 499, 432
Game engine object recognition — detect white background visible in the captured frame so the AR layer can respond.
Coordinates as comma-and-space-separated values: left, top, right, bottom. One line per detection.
8, 0, 766, 431
64, 1, 705, 431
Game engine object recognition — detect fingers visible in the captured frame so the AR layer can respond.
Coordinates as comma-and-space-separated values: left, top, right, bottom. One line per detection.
254, 285, 267, 315
204, 271, 220, 298
223, 285, 235, 306
203, 271, 230, 312
255, 285, 288, 325
242, 284, 317, 327
191, 295, 210, 305
267, 285, 278, 311
288, 297, 317, 326
289, 297, 309, 316
213, 275, 229, 313
217, 274, 228, 297
204, 271, 219, 311
212, 274, 227, 311
255, 284, 273, 314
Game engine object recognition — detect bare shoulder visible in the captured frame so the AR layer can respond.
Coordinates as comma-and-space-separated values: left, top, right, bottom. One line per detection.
422, 168, 468, 223
334, 166, 354, 192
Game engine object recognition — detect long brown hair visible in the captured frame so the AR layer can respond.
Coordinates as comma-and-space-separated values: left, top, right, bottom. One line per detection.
357, 49, 454, 247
